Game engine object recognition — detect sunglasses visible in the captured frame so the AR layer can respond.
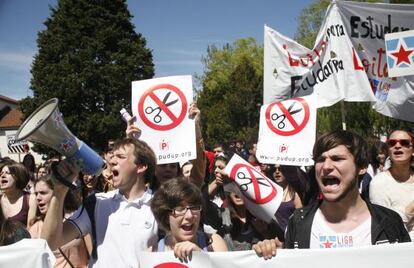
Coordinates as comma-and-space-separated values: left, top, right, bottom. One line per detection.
386, 139, 412, 148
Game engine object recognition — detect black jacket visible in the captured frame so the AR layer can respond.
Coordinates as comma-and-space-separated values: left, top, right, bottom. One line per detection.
284, 198, 411, 248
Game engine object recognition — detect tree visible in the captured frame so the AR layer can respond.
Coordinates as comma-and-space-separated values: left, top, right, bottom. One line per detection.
19, 0, 154, 156
197, 38, 263, 146
295, 0, 414, 137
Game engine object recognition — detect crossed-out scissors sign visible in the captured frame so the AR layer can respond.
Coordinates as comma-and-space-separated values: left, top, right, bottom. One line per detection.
231, 163, 277, 204
138, 83, 187, 131
132, 76, 196, 165
256, 94, 317, 166
265, 97, 310, 136
224, 154, 283, 223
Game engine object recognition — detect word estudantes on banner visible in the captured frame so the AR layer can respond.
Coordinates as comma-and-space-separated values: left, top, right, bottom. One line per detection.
132, 75, 196, 164
256, 94, 317, 166
224, 154, 283, 223
264, 2, 414, 122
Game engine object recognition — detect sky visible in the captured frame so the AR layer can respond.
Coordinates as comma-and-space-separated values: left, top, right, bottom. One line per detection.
0, 0, 315, 100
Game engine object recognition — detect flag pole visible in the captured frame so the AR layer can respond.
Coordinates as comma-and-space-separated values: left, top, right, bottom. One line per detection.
341, 100, 346, 130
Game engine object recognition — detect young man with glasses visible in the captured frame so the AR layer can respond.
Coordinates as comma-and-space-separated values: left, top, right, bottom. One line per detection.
370, 129, 414, 239
254, 130, 410, 259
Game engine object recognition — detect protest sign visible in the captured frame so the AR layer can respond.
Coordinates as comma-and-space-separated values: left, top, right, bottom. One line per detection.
223, 154, 283, 223
385, 29, 414, 77
256, 94, 317, 166
132, 76, 196, 164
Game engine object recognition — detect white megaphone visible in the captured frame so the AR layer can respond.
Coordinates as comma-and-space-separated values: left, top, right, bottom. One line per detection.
15, 98, 105, 178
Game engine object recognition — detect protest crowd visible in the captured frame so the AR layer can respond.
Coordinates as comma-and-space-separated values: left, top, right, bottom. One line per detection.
1, 1, 414, 267
1, 100, 414, 267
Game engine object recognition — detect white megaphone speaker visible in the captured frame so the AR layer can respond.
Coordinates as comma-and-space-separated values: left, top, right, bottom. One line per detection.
15, 98, 104, 181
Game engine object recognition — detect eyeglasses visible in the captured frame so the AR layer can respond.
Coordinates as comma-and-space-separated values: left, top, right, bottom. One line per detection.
169, 205, 202, 217
386, 139, 412, 148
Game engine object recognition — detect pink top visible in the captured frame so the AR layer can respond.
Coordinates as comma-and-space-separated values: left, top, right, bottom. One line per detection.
29, 220, 89, 268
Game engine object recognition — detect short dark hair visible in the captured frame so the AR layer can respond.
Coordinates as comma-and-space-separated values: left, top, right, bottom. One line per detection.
1, 161, 30, 190
113, 138, 156, 183
0, 220, 31, 246
151, 177, 202, 232
313, 130, 369, 169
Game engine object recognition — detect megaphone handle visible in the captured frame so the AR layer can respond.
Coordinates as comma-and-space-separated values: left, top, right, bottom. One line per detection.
51, 161, 78, 190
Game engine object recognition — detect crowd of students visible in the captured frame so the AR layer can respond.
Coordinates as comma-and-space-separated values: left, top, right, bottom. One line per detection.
1, 104, 413, 267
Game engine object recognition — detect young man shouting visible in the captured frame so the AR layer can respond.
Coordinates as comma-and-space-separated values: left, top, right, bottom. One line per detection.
254, 130, 410, 259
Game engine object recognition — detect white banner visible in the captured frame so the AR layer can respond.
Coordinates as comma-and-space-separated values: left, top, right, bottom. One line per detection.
223, 154, 283, 223
336, 1, 414, 122
139, 242, 414, 268
140, 251, 212, 268
256, 94, 317, 166
132, 75, 196, 164
264, 1, 414, 122
264, 3, 376, 108
0, 239, 55, 268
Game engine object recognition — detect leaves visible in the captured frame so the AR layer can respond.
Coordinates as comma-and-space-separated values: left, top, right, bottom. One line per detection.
20, 0, 154, 156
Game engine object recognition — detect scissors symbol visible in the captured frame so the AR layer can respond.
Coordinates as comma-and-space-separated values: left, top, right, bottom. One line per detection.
237, 171, 270, 192
145, 91, 178, 123
271, 102, 302, 129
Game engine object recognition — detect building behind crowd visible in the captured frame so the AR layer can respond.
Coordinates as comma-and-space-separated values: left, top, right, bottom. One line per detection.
0, 95, 44, 163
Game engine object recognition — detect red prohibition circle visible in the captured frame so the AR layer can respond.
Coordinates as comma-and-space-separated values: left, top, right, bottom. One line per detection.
154, 263, 189, 268
265, 97, 310, 136
229, 163, 277, 204
138, 84, 188, 131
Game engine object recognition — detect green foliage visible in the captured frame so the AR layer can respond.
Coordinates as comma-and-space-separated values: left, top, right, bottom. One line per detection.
19, 0, 154, 156
197, 38, 263, 145
294, 0, 330, 49
295, 0, 414, 137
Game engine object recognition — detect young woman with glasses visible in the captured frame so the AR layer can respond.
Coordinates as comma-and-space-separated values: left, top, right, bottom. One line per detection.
150, 178, 227, 262
370, 129, 414, 239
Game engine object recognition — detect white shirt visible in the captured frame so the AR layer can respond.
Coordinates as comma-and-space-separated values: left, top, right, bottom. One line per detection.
370, 171, 414, 239
310, 209, 372, 249
69, 189, 158, 268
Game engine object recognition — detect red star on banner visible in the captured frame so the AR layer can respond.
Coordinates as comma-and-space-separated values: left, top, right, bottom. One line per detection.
322, 239, 334, 248
62, 143, 70, 151
391, 45, 413, 65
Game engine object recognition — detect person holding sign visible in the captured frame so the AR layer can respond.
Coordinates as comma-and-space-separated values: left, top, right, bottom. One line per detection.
150, 178, 227, 262
126, 102, 206, 190
253, 130, 410, 259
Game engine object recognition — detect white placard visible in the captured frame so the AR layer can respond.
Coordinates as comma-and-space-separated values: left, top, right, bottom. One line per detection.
132, 76, 196, 164
385, 30, 414, 77
223, 154, 283, 223
256, 94, 317, 166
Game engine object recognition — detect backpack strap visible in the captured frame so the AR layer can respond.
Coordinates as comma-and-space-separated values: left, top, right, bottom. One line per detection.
84, 194, 98, 260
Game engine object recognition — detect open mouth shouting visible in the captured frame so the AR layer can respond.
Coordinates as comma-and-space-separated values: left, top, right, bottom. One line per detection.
321, 176, 340, 192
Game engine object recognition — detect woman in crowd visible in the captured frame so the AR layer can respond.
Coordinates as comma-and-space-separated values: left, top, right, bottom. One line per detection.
29, 175, 89, 267
272, 165, 304, 232
370, 129, 414, 239
36, 164, 49, 180
150, 178, 227, 261
361, 140, 388, 198
367, 140, 388, 177
0, 161, 35, 227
